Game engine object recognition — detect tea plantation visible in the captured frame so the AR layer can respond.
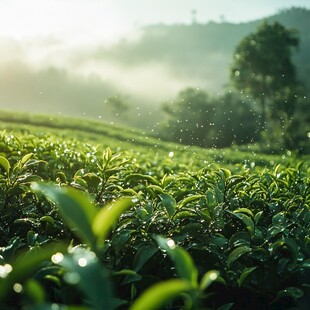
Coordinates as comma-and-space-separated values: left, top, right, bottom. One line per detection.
0, 113, 309, 309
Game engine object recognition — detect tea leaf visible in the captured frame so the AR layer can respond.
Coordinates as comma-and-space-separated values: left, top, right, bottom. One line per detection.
0, 156, 10, 173
229, 211, 255, 236
92, 197, 133, 244
200, 270, 219, 290
21, 153, 34, 165
159, 193, 176, 217
238, 266, 257, 287
227, 246, 251, 267
0, 243, 66, 301
155, 236, 198, 286
32, 183, 97, 249
130, 279, 193, 310
177, 194, 204, 209
274, 287, 304, 301
59, 247, 113, 310
133, 244, 158, 272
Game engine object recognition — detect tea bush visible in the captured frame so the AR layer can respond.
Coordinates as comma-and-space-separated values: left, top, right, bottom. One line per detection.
0, 125, 309, 309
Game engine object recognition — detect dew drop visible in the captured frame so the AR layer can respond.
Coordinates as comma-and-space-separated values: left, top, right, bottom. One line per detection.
78, 257, 88, 267
13, 283, 23, 293
0, 264, 12, 278
167, 239, 176, 249
209, 271, 218, 281
51, 252, 64, 264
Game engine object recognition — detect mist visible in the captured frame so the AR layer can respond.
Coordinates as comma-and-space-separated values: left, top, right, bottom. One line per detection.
0, 7, 309, 130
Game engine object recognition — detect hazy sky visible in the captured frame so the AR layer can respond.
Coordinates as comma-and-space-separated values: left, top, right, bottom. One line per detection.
1, 0, 310, 43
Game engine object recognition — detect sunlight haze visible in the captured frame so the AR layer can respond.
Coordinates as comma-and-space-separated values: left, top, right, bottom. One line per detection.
1, 0, 309, 43
0, 0, 309, 128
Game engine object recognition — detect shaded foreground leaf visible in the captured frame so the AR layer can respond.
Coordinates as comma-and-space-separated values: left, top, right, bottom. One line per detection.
0, 243, 67, 301
32, 183, 97, 249
59, 247, 113, 310
92, 197, 134, 245
155, 236, 198, 286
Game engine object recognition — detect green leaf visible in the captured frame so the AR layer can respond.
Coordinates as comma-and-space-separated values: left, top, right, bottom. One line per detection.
25, 279, 45, 305
125, 173, 159, 185
0, 156, 10, 173
217, 303, 234, 310
254, 211, 263, 225
220, 168, 231, 178
130, 279, 193, 310
233, 208, 254, 218
103, 147, 112, 162
200, 270, 219, 290
177, 194, 204, 209
159, 193, 176, 217
227, 246, 251, 267
59, 247, 113, 310
32, 183, 97, 249
238, 266, 257, 287
155, 236, 198, 286
0, 242, 66, 301
214, 187, 224, 203
113, 269, 139, 277
229, 211, 255, 237
284, 237, 298, 264
21, 153, 34, 165
274, 287, 304, 301
206, 190, 215, 207
92, 197, 133, 244
226, 176, 244, 190
111, 229, 132, 252
133, 244, 158, 272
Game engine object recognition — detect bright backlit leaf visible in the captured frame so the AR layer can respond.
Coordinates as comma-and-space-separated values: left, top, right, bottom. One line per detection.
92, 197, 133, 244
130, 279, 193, 310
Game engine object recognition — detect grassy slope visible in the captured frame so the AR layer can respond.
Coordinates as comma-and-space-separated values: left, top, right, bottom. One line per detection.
0, 109, 308, 172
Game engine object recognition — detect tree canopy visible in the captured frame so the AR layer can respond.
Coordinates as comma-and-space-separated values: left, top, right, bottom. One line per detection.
230, 21, 300, 128
160, 88, 258, 148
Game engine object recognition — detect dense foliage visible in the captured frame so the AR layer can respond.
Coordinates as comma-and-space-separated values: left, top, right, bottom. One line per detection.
160, 21, 310, 154
0, 121, 309, 309
160, 89, 259, 148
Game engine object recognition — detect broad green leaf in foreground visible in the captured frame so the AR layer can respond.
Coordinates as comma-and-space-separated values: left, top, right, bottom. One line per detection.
0, 243, 67, 301
130, 279, 193, 310
155, 236, 198, 286
32, 183, 97, 249
92, 197, 133, 244
58, 247, 113, 310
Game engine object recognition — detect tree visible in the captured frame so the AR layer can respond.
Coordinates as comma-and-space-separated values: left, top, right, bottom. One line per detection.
160, 88, 216, 147
230, 22, 300, 130
214, 91, 259, 147
105, 95, 130, 118
160, 88, 259, 148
